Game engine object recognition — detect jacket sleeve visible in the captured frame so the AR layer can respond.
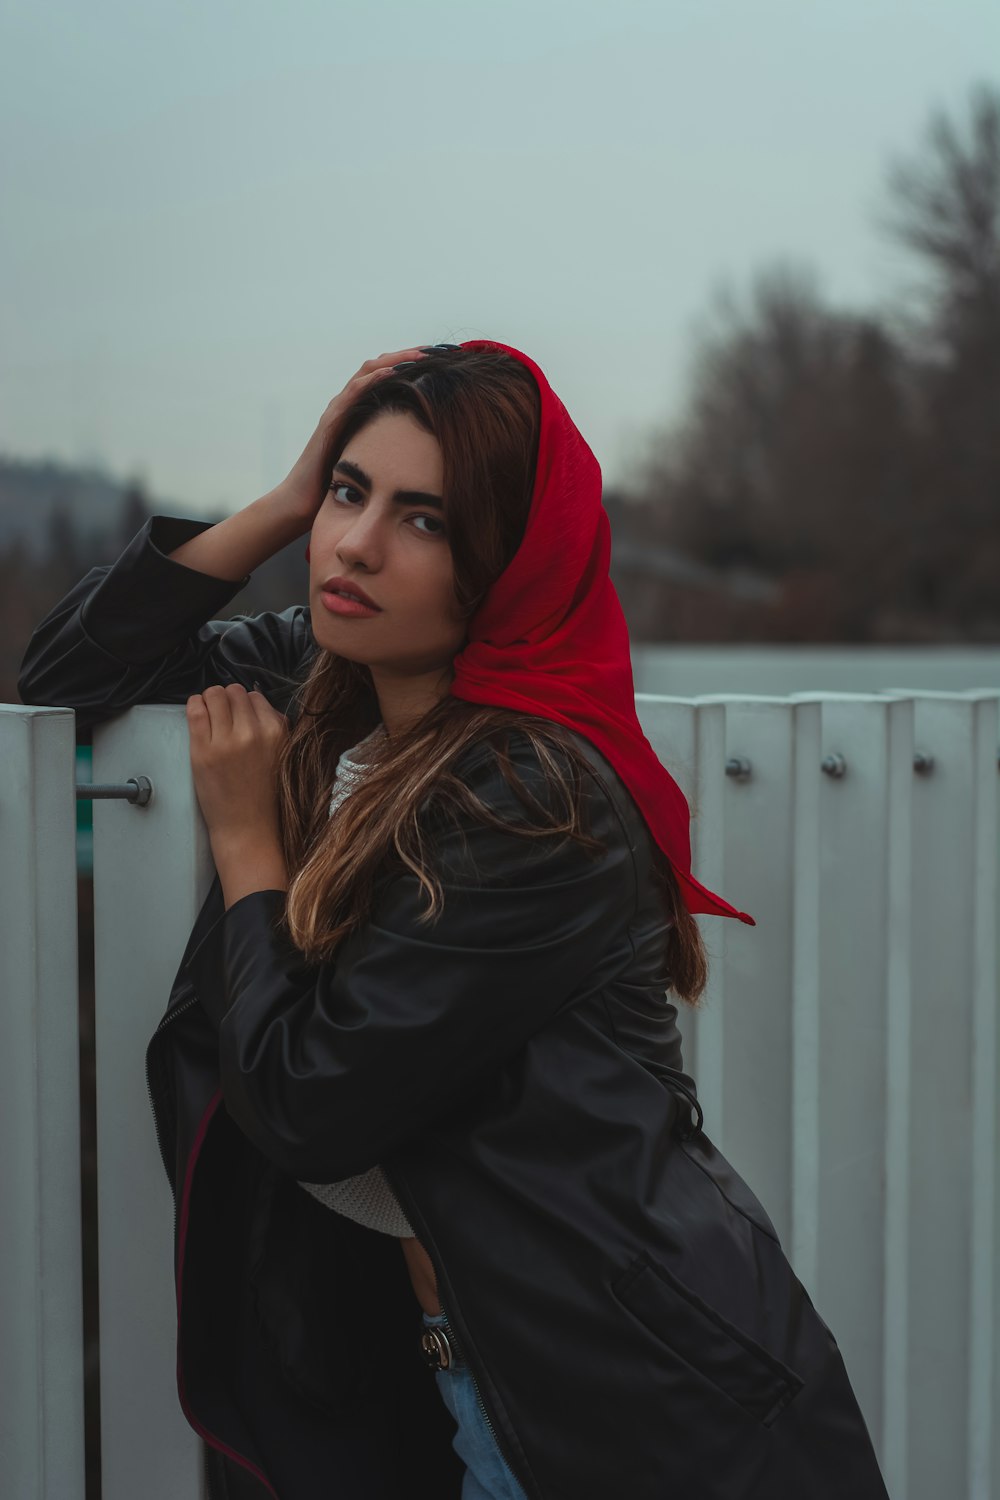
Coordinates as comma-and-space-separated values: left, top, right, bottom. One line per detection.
183, 735, 640, 1182
16, 515, 317, 731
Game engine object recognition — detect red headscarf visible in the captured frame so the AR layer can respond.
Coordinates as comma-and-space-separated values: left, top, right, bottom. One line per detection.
448, 338, 755, 927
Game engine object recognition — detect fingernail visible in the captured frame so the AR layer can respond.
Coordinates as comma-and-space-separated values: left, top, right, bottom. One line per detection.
393, 360, 419, 369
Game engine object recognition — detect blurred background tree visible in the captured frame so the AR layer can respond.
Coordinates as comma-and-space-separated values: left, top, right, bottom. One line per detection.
615, 80, 1000, 644
879, 81, 1000, 633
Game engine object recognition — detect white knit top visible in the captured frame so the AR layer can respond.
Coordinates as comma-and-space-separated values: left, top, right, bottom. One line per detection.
296, 723, 416, 1238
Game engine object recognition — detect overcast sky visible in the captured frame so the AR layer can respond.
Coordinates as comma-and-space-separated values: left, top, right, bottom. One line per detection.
1, 0, 995, 516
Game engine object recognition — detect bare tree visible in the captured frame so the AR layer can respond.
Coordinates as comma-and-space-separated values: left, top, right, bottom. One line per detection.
621, 84, 1000, 643
877, 82, 1000, 636
879, 80, 1000, 360
627, 265, 917, 639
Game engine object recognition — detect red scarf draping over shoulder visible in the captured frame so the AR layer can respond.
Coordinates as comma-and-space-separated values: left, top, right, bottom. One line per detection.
448, 338, 755, 927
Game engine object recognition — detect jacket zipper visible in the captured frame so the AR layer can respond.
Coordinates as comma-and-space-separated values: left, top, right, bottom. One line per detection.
435, 1305, 526, 1494
203, 1449, 221, 1500
380, 1162, 532, 1497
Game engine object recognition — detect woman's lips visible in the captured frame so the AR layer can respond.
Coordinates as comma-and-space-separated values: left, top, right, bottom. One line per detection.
320, 589, 382, 618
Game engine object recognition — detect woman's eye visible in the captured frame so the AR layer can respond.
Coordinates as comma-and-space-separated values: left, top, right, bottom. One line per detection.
412, 515, 446, 537
329, 481, 362, 505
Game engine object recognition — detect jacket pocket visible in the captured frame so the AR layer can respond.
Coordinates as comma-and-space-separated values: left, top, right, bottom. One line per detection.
611, 1250, 804, 1427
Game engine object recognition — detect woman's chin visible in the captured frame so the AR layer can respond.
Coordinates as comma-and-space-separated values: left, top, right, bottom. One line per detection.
314, 634, 373, 666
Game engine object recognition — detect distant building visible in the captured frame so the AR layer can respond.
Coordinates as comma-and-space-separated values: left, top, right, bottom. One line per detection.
604, 489, 781, 641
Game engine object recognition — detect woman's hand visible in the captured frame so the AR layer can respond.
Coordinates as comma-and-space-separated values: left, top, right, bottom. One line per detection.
186, 684, 289, 858
277, 345, 432, 521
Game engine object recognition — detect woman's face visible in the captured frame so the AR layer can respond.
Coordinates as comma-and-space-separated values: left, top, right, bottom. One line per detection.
309, 409, 468, 679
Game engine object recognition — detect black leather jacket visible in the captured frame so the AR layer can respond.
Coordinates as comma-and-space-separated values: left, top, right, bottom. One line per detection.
18, 516, 891, 1500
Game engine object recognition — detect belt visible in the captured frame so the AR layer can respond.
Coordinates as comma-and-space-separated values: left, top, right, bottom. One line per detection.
419, 1319, 467, 1372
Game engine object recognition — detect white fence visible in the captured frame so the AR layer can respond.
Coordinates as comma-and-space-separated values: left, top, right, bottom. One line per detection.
2, 689, 999, 1500
0, 704, 85, 1500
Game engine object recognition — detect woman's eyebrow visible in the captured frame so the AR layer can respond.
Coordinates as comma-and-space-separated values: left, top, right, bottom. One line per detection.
332, 458, 443, 510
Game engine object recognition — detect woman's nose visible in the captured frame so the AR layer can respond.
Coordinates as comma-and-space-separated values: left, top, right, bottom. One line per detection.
336, 506, 384, 565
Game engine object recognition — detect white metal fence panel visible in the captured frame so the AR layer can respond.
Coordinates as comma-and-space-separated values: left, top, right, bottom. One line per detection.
91, 704, 216, 1500
636, 693, 904, 1437
790, 694, 907, 1461
633, 688, 999, 1500
876, 690, 1000, 1500
6, 685, 997, 1500
0, 706, 85, 1500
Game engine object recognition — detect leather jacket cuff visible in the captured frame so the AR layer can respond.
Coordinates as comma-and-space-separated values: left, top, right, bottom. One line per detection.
79, 515, 251, 666
185, 887, 307, 1031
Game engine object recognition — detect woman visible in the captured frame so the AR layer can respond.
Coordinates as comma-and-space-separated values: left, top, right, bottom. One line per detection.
17, 340, 891, 1500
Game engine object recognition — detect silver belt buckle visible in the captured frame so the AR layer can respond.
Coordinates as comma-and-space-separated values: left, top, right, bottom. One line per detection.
420, 1326, 454, 1371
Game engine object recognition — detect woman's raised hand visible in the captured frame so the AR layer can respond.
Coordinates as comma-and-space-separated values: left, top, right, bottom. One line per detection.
185, 683, 290, 856
277, 347, 432, 522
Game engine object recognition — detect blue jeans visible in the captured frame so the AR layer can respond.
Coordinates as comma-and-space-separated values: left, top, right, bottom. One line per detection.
421, 1308, 529, 1500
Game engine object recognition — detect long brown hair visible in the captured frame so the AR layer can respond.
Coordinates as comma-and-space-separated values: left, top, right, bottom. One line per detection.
273, 347, 709, 1007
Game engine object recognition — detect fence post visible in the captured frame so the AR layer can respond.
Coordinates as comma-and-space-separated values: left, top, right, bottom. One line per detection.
92, 704, 215, 1500
0, 706, 85, 1500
